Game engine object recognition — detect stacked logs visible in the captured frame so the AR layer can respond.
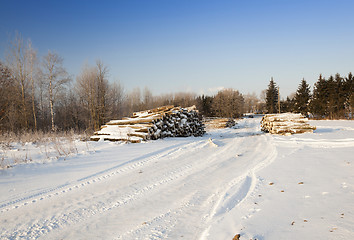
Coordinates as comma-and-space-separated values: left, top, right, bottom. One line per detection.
90, 105, 205, 143
225, 118, 236, 128
204, 118, 236, 129
261, 113, 316, 135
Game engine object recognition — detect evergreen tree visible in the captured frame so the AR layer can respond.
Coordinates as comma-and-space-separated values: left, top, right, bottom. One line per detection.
334, 73, 346, 118
281, 96, 294, 112
326, 75, 337, 119
294, 78, 311, 116
310, 74, 328, 118
196, 95, 214, 117
266, 78, 279, 113
344, 72, 354, 118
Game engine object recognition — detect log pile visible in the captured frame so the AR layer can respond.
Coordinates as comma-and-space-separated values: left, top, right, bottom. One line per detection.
225, 118, 236, 128
261, 113, 316, 135
90, 105, 205, 143
204, 118, 236, 129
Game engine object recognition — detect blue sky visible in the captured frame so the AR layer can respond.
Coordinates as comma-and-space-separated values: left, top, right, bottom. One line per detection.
1, 0, 354, 98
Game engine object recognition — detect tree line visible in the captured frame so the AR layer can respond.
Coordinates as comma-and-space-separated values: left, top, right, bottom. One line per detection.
1, 34, 261, 133
3, 33, 350, 134
265, 74, 354, 119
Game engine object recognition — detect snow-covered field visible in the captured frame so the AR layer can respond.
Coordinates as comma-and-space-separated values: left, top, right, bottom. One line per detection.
0, 117, 353, 240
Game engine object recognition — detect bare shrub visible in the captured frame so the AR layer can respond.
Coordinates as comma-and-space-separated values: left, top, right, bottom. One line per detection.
0, 129, 88, 166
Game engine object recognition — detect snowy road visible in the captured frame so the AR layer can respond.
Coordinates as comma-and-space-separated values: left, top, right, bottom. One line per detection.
0, 118, 272, 239
1, 117, 354, 239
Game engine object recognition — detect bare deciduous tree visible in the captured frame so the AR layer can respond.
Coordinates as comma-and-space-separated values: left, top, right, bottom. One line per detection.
6, 33, 31, 129
142, 86, 153, 110
42, 51, 70, 131
108, 81, 125, 119
0, 62, 17, 131
76, 61, 110, 130
126, 87, 142, 114
26, 41, 38, 129
173, 92, 196, 107
96, 60, 109, 126
244, 92, 260, 113
212, 89, 244, 118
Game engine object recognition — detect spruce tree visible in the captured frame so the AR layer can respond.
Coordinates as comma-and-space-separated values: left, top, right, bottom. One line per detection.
294, 78, 311, 116
334, 73, 346, 118
281, 96, 295, 112
266, 78, 278, 113
327, 75, 336, 119
345, 72, 354, 118
310, 74, 328, 118
196, 95, 214, 117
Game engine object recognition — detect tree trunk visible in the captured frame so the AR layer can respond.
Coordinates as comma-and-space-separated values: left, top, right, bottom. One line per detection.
20, 81, 28, 130
49, 79, 55, 131
31, 70, 37, 130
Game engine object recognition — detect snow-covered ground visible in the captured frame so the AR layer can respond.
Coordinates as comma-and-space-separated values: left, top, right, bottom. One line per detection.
0, 117, 353, 239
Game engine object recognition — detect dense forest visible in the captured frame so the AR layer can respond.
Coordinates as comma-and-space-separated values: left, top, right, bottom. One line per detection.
266, 74, 353, 119
0, 34, 353, 134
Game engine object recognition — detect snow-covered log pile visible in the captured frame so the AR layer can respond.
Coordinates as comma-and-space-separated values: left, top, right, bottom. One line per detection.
90, 105, 205, 143
225, 118, 236, 128
204, 118, 236, 129
261, 113, 316, 135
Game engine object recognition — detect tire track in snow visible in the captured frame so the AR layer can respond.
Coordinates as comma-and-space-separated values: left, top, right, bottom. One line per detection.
112, 138, 252, 239
114, 193, 197, 240
1, 118, 274, 239
60, 137, 248, 239
274, 137, 354, 148
199, 135, 277, 239
115, 132, 276, 240
3, 163, 196, 239
3, 164, 193, 239
0, 139, 207, 213
20, 134, 248, 239
1, 139, 214, 239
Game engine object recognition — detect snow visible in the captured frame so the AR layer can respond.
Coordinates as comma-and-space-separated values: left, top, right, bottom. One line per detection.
0, 117, 353, 239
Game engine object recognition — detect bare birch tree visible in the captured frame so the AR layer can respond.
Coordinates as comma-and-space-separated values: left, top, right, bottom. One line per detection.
26, 41, 38, 129
42, 51, 70, 131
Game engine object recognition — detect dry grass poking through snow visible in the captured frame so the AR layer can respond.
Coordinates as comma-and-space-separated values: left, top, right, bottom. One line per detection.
0, 130, 94, 169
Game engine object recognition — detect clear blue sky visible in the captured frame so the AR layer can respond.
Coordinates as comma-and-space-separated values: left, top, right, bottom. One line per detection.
1, 0, 354, 98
